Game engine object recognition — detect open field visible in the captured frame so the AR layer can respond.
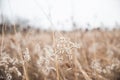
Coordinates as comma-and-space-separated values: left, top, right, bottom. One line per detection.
0, 27, 120, 80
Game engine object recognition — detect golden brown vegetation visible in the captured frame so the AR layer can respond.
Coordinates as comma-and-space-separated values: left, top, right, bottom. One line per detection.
0, 27, 120, 80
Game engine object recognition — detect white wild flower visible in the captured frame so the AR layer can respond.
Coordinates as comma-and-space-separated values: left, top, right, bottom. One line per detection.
23, 48, 31, 62
111, 58, 120, 69
102, 69, 107, 74
9, 67, 22, 77
0, 52, 22, 79
106, 66, 112, 73
6, 73, 12, 80
91, 59, 102, 73
37, 56, 55, 76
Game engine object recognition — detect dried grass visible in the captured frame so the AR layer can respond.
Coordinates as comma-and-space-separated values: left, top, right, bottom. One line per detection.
0, 28, 120, 80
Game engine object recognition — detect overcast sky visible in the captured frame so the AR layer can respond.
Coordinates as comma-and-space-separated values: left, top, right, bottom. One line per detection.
0, 0, 120, 30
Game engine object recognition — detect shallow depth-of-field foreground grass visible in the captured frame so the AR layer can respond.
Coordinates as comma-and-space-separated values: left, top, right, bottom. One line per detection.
0, 28, 120, 80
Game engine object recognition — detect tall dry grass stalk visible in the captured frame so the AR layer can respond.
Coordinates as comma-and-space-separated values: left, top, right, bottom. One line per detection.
0, 23, 4, 56
55, 55, 60, 80
14, 34, 30, 80
19, 48, 30, 80
13, 24, 16, 34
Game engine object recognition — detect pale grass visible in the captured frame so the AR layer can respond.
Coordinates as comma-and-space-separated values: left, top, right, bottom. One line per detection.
0, 27, 120, 80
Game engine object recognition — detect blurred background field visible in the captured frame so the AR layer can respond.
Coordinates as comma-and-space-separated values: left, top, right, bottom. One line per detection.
0, 25, 120, 80
0, 0, 120, 80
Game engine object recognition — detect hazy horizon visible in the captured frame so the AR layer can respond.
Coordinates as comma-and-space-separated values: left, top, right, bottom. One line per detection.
0, 0, 120, 30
